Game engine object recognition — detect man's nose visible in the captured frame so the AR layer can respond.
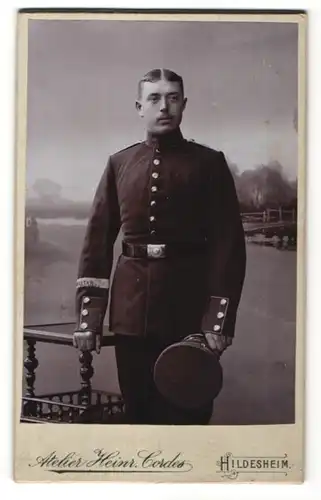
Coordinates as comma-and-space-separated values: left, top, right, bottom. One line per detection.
159, 96, 168, 112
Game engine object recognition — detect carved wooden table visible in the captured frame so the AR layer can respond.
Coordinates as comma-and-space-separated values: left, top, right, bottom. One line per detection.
22, 322, 125, 424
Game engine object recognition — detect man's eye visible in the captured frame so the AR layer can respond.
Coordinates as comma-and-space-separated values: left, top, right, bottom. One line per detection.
169, 95, 179, 102
149, 96, 159, 103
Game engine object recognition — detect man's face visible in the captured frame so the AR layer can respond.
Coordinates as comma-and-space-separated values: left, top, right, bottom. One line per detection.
136, 79, 187, 135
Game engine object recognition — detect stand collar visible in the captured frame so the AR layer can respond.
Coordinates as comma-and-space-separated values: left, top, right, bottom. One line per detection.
145, 128, 185, 150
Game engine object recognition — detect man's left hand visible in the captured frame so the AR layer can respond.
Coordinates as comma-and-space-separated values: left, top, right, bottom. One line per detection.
204, 332, 233, 355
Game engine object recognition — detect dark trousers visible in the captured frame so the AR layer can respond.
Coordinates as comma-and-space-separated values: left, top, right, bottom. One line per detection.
114, 334, 213, 425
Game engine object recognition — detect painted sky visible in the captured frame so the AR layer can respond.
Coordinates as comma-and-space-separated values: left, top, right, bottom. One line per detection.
26, 19, 298, 201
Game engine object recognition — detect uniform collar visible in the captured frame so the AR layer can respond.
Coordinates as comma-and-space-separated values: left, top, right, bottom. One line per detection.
145, 128, 185, 150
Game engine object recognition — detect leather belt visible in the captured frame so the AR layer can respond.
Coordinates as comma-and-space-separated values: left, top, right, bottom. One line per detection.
122, 241, 207, 259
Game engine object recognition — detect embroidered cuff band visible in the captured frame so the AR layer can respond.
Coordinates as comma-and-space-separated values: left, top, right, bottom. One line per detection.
76, 277, 110, 289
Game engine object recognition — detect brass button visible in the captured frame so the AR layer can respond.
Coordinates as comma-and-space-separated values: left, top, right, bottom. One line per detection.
80, 322, 88, 330
83, 297, 90, 304
153, 159, 160, 166
152, 172, 159, 179
82, 309, 89, 316
150, 216, 155, 222
220, 298, 227, 305
151, 186, 158, 192
150, 200, 156, 206
213, 325, 221, 332
151, 230, 156, 236
217, 312, 224, 319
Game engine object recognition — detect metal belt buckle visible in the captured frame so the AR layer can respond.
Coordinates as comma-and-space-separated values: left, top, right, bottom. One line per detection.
147, 244, 166, 259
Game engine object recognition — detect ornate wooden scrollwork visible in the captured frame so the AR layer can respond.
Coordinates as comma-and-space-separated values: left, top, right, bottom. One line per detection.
79, 350, 94, 407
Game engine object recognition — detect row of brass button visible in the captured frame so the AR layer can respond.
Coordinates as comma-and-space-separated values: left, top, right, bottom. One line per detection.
212, 298, 228, 332
80, 296, 91, 329
150, 152, 161, 237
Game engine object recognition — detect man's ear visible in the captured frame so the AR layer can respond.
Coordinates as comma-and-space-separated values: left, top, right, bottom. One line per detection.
182, 97, 188, 111
136, 100, 144, 117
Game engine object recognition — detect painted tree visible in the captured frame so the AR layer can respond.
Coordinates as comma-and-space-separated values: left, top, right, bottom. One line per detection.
237, 161, 296, 209
32, 179, 62, 204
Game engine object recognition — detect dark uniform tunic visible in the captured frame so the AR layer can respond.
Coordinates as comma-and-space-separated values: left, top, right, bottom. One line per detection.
75, 129, 246, 424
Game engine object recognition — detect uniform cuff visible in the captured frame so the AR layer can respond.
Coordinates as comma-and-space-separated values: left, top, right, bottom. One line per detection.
201, 296, 229, 335
76, 295, 108, 333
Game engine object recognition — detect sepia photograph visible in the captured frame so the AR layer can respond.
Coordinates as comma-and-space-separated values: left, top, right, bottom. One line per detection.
14, 10, 306, 483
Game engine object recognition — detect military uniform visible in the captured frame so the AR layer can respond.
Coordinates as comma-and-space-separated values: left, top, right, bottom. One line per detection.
75, 128, 246, 424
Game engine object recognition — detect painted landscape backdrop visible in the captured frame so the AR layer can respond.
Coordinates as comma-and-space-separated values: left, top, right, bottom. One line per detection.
23, 158, 297, 425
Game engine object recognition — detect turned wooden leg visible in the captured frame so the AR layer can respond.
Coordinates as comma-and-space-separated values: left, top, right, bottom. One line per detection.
79, 351, 94, 407
23, 340, 39, 416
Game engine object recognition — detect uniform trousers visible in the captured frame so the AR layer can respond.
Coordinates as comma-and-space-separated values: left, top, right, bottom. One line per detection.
114, 334, 213, 425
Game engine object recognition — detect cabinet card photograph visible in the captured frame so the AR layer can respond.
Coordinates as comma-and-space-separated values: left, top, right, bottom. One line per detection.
14, 10, 306, 483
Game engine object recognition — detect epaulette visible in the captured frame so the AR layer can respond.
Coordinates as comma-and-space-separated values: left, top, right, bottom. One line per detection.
187, 139, 220, 155
113, 141, 142, 155
110, 141, 142, 163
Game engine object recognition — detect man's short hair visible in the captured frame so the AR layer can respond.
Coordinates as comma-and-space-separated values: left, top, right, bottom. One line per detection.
137, 68, 184, 99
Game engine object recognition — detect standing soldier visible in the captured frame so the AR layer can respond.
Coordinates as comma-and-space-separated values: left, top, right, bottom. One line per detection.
73, 69, 246, 425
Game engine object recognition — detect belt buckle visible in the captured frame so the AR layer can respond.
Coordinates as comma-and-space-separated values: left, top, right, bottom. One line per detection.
147, 244, 166, 259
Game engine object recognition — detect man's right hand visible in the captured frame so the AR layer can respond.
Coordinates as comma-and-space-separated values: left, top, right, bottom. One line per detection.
73, 330, 102, 354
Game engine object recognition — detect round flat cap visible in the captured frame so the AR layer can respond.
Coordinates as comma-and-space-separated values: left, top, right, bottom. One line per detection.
154, 336, 223, 409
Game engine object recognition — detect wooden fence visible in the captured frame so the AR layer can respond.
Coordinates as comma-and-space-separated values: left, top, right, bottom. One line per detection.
241, 208, 296, 224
